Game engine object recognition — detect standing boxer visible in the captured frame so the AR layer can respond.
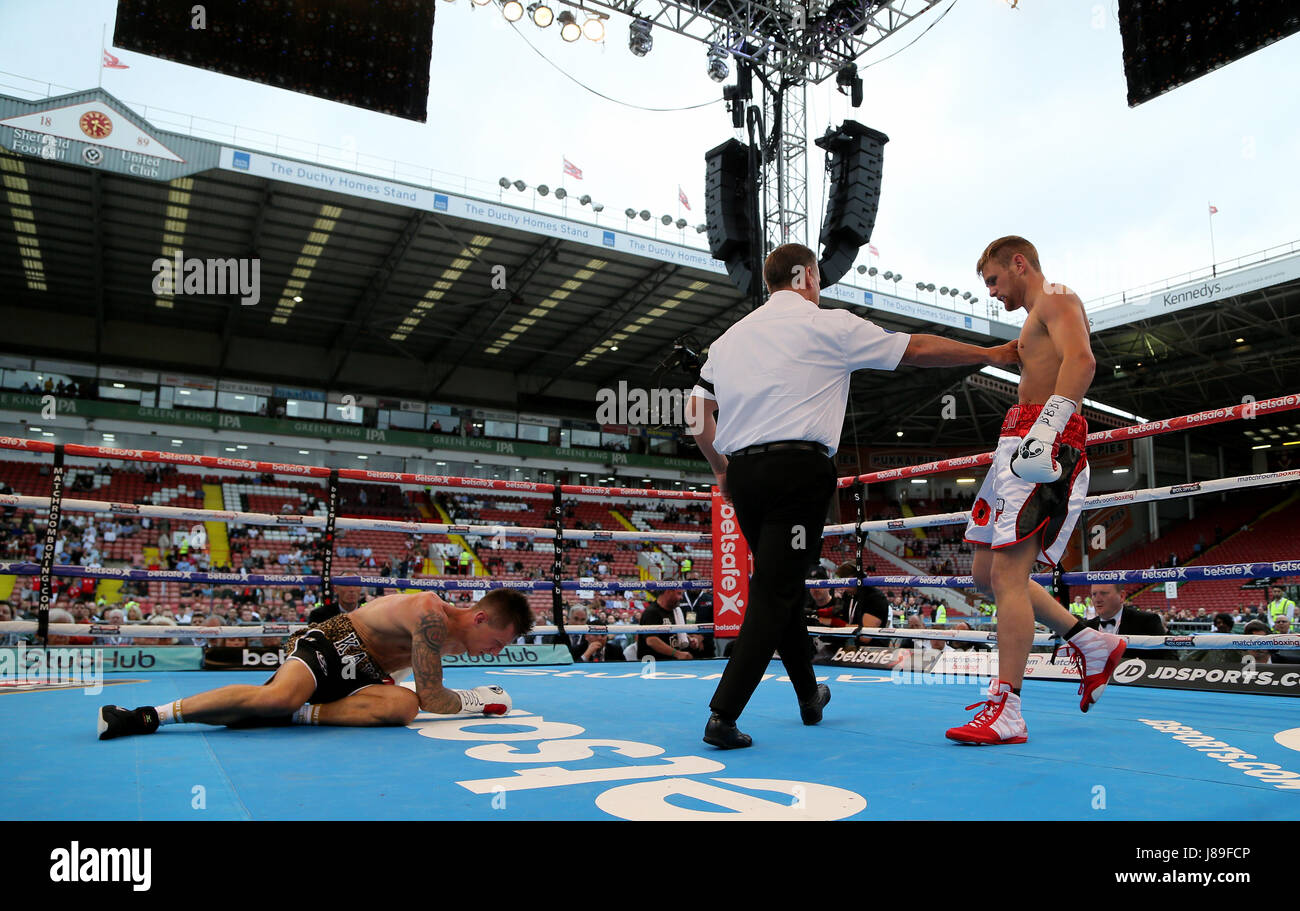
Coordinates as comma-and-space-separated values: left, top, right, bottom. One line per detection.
948, 236, 1124, 745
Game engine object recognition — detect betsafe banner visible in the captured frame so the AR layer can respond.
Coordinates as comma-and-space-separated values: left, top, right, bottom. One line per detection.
712, 489, 751, 638
816, 645, 913, 669
203, 644, 574, 670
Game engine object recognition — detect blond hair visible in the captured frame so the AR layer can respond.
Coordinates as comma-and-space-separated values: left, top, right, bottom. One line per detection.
977, 235, 1041, 276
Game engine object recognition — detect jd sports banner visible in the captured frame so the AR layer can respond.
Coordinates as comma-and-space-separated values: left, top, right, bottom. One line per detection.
1111, 658, 1300, 697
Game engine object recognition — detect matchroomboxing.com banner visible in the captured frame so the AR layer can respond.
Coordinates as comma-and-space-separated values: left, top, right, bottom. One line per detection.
928, 650, 1082, 682
202, 644, 574, 671
1111, 658, 1300, 697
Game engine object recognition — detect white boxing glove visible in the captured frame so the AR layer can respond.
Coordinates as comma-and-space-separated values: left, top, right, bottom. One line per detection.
1010, 395, 1076, 483
454, 684, 512, 716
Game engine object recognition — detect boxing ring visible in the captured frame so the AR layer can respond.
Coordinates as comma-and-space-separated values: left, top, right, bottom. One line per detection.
1, 393, 1299, 822
4, 666, 1299, 820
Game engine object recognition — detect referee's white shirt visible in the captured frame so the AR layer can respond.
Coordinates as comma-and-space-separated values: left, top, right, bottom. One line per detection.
692, 290, 911, 457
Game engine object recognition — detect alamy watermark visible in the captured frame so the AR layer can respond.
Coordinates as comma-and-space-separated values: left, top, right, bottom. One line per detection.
1, 643, 104, 695
594, 381, 704, 434
49, 843, 151, 891
152, 251, 261, 306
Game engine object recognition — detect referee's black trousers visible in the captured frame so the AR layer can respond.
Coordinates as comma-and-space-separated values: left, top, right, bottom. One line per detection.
709, 448, 836, 721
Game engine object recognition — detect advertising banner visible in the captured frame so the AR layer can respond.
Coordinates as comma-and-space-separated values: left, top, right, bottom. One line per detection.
711, 490, 750, 638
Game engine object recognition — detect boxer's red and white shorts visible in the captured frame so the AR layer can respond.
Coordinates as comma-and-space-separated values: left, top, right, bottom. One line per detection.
963, 403, 1089, 566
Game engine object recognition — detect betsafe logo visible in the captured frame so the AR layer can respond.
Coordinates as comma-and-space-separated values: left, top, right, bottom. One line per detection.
1113, 658, 1147, 683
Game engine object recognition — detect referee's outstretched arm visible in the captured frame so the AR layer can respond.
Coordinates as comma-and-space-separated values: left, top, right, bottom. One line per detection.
899, 334, 1021, 368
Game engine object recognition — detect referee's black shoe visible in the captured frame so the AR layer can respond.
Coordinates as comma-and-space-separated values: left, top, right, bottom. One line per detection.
799, 684, 831, 725
703, 714, 752, 749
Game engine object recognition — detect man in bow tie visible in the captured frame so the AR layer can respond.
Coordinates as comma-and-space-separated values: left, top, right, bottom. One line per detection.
1083, 583, 1172, 658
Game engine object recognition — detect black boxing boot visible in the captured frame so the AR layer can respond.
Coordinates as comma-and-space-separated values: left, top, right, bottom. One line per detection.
98, 705, 160, 741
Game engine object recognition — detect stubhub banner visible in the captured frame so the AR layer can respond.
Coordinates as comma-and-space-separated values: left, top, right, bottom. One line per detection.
220, 147, 723, 274
443, 644, 572, 667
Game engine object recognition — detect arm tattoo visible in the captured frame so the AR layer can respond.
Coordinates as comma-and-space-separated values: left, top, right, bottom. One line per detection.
412, 610, 461, 713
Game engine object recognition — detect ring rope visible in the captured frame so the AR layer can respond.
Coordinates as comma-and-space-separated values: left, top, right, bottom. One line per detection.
4, 561, 1294, 593
2, 392, 1295, 498
3, 620, 1292, 650
844, 392, 1300, 487
4, 466, 1296, 545
0, 494, 711, 543
823, 468, 1300, 536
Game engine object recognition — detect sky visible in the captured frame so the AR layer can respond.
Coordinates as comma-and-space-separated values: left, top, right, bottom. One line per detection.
1, 0, 1298, 317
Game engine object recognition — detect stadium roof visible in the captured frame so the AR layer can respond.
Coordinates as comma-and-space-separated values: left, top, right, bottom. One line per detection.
1, 89, 1297, 456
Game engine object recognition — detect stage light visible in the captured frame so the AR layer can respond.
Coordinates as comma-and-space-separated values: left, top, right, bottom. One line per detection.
625, 208, 637, 219
498, 177, 510, 188
503, 0, 524, 20
558, 10, 580, 41
639, 210, 651, 221
836, 64, 864, 107
629, 17, 652, 56
513, 180, 526, 191
583, 16, 605, 41
579, 194, 591, 205
707, 45, 729, 82
675, 218, 687, 229
555, 187, 567, 199
661, 214, 672, 225
592, 203, 604, 212
528, 2, 553, 27
537, 184, 550, 196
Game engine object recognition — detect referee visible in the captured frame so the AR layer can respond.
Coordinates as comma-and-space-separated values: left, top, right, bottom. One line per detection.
687, 243, 1019, 748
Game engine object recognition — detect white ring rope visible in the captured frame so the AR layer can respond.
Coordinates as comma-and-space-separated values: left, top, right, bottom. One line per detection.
0, 494, 710, 544
4, 465, 1296, 543
2, 621, 1294, 649
823, 468, 1300, 536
